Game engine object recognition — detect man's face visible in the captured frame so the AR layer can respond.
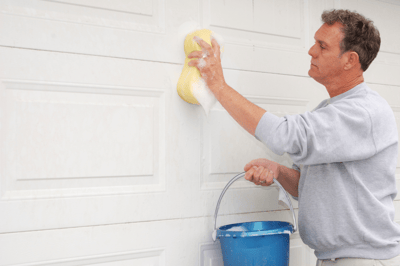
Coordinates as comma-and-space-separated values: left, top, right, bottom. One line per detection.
308, 22, 347, 84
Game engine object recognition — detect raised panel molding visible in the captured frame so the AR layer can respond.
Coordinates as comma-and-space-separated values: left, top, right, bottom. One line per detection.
376, 0, 400, 6
200, 243, 224, 266
43, 0, 153, 15
289, 237, 311, 266
394, 201, 400, 224
200, 96, 309, 190
3, 248, 165, 266
202, 0, 308, 51
1, 80, 166, 200
391, 106, 400, 113
0, 0, 165, 33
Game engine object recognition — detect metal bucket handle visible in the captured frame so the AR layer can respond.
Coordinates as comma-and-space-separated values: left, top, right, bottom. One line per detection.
212, 172, 297, 241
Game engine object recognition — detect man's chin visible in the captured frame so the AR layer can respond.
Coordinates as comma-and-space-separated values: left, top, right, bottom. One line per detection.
308, 69, 315, 78
308, 70, 322, 83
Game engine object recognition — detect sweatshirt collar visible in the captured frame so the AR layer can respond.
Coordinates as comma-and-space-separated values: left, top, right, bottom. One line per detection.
327, 82, 366, 104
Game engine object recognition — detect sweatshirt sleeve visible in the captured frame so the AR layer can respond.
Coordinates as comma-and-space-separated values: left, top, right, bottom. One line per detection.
255, 100, 377, 165
290, 163, 301, 201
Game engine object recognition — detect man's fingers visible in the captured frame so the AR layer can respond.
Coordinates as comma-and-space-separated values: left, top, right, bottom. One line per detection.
244, 159, 278, 187
266, 169, 274, 186
244, 158, 271, 172
244, 162, 254, 172
244, 167, 256, 181
188, 59, 198, 67
253, 166, 264, 183
211, 37, 220, 58
188, 51, 203, 59
259, 168, 269, 186
193, 36, 213, 56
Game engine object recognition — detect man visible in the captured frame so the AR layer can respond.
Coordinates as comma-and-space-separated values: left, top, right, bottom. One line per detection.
188, 9, 400, 265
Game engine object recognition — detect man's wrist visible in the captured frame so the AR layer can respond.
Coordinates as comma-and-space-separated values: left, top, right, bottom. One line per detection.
208, 80, 226, 98
276, 164, 283, 182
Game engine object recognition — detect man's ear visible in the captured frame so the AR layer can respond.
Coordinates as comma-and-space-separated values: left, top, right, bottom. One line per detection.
344, 51, 360, 70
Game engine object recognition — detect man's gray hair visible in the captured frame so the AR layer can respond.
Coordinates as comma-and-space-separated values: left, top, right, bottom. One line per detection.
322, 9, 380, 71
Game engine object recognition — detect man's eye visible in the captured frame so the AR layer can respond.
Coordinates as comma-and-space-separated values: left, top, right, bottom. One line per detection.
320, 45, 325, 49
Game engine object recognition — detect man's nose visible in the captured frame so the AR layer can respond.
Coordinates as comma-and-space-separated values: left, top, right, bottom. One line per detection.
308, 43, 317, 57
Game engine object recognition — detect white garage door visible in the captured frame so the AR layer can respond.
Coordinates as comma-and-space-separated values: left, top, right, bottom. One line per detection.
0, 0, 399, 265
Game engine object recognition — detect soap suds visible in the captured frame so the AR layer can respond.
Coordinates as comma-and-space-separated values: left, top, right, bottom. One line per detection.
282, 230, 292, 235
192, 78, 217, 116
178, 21, 201, 46
198, 58, 206, 69
226, 226, 248, 232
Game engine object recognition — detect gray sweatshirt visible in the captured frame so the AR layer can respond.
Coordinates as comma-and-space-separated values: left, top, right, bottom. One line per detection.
255, 82, 400, 260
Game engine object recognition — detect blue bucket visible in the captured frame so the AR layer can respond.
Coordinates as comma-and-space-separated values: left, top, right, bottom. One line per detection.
212, 173, 297, 266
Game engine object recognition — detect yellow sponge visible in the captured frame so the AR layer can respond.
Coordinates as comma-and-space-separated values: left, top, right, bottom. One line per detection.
177, 29, 213, 105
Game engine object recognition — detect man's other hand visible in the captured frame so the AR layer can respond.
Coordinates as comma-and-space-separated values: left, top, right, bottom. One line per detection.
244, 159, 281, 186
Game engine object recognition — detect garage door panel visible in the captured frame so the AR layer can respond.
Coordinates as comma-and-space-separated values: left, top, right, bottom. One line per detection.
208, 0, 303, 45
2, 81, 165, 200
223, 67, 328, 110
252, 47, 310, 77
0, 12, 169, 62
0, 0, 174, 63
200, 98, 308, 190
0, 183, 299, 234
364, 54, 400, 87
0, 0, 163, 32
0, 46, 171, 233
210, 0, 253, 31
253, 0, 303, 39
204, 0, 309, 77
394, 200, 400, 223
0, 211, 300, 266
45, 0, 154, 15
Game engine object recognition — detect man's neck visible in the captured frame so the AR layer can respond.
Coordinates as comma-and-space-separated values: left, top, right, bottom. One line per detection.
325, 74, 364, 98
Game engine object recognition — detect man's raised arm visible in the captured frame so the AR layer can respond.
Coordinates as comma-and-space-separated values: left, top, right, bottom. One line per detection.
188, 36, 266, 136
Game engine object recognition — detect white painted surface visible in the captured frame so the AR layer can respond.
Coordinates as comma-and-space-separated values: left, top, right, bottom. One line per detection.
0, 0, 399, 265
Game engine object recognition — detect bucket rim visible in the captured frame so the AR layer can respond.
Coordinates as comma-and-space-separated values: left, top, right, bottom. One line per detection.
217, 221, 293, 238
212, 173, 297, 242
